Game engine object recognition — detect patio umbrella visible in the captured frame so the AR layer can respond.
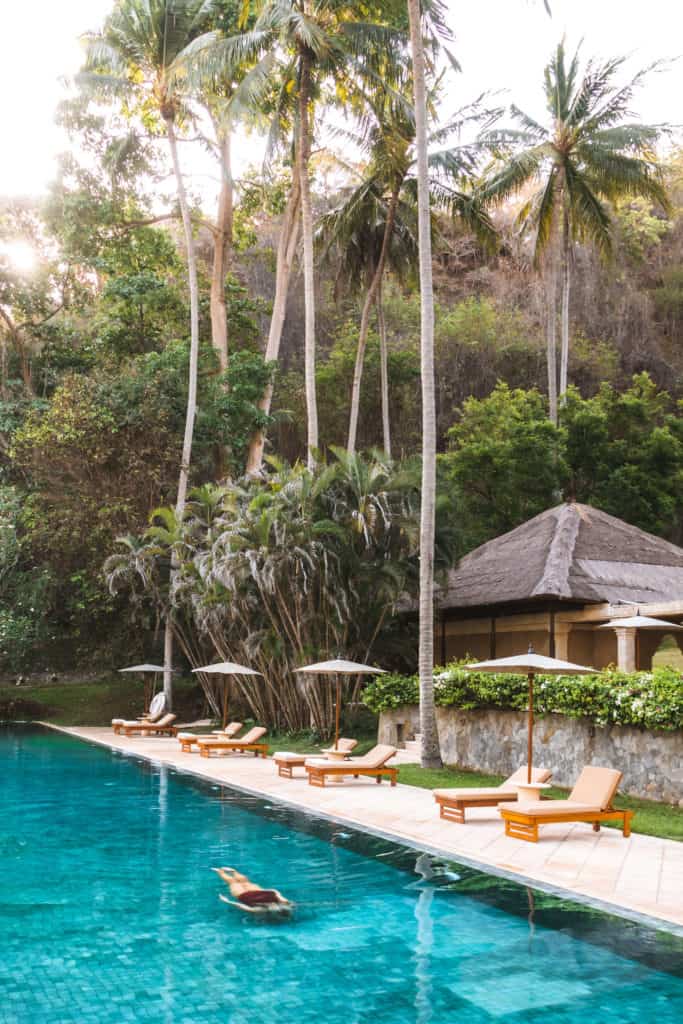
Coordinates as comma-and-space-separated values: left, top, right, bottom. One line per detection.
465, 646, 595, 784
192, 661, 262, 729
118, 663, 177, 713
597, 613, 683, 669
294, 658, 387, 750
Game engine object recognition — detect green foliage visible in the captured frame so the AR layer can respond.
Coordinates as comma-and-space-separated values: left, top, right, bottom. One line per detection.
563, 374, 683, 536
615, 197, 670, 263
362, 663, 683, 731
105, 451, 451, 731
0, 486, 53, 670
439, 374, 683, 550
441, 383, 567, 550
213, 350, 273, 473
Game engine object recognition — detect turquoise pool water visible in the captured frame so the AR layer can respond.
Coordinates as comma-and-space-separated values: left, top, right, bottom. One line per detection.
2, 726, 682, 1023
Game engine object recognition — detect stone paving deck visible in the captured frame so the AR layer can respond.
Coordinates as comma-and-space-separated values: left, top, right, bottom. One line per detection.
52, 726, 683, 932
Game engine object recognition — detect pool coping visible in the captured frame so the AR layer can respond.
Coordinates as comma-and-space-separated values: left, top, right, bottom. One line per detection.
39, 723, 683, 940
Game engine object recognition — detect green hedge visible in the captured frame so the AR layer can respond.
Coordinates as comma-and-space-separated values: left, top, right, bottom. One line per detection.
362, 664, 683, 731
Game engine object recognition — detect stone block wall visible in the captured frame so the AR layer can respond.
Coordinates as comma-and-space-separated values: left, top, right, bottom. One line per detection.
378, 705, 683, 803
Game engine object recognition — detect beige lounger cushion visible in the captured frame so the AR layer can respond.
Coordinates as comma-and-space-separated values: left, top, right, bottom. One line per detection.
434, 766, 552, 802
320, 738, 358, 754
273, 752, 305, 761
198, 726, 266, 746
210, 722, 243, 738
434, 786, 521, 802
306, 744, 397, 771
123, 713, 176, 729
569, 766, 622, 809
498, 799, 601, 816
499, 767, 623, 820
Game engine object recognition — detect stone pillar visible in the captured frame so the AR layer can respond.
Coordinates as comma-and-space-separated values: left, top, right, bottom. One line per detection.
553, 623, 571, 661
615, 627, 637, 672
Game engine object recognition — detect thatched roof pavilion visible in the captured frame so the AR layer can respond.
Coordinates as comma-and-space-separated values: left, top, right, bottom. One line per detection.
433, 503, 683, 672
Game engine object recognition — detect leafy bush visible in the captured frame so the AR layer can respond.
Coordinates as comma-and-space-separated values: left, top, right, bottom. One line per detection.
362, 663, 683, 731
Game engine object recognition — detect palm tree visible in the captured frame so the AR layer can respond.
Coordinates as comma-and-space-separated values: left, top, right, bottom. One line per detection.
484, 41, 669, 422
82, 0, 215, 705
320, 88, 496, 457
316, 159, 417, 457
407, 0, 441, 769
184, 0, 406, 471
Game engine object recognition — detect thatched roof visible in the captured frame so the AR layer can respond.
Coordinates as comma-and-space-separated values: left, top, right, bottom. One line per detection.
436, 502, 683, 611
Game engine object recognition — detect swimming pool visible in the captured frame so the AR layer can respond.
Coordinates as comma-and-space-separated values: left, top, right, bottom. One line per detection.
2, 725, 682, 1023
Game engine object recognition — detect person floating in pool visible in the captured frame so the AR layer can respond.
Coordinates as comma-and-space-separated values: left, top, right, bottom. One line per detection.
212, 867, 294, 915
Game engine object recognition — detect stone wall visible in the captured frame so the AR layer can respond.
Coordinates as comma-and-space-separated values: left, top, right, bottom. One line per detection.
378, 705, 683, 803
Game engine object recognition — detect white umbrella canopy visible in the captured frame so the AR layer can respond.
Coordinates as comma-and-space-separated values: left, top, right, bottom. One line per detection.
295, 658, 387, 748
118, 664, 174, 673
118, 664, 177, 712
466, 645, 595, 784
597, 615, 683, 630
193, 662, 262, 728
193, 661, 263, 675
466, 652, 595, 675
295, 658, 387, 675
597, 614, 683, 676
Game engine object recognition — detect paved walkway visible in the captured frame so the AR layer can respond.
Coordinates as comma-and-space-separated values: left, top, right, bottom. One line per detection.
53, 726, 683, 931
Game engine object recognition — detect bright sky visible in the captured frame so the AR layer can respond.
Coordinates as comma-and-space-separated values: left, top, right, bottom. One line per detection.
0, 0, 680, 202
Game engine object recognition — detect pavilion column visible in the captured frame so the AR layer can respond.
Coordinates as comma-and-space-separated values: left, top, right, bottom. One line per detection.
553, 622, 571, 661
614, 627, 637, 672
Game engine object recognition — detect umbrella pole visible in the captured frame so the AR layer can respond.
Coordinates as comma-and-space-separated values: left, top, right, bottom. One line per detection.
527, 672, 534, 784
222, 681, 228, 731
334, 676, 341, 750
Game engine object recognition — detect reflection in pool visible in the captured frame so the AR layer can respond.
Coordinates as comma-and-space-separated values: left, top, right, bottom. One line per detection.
2, 725, 682, 1023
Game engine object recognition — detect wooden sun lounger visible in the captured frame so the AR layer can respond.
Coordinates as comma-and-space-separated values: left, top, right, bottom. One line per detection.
304, 744, 398, 787
197, 726, 268, 758
499, 766, 634, 842
120, 713, 178, 737
177, 722, 243, 753
433, 766, 552, 824
273, 738, 357, 778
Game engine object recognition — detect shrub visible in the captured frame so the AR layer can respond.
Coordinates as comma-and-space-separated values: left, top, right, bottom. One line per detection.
362, 663, 683, 731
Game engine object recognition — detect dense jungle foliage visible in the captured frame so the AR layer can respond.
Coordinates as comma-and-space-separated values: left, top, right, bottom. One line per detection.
1, 2, 682, 703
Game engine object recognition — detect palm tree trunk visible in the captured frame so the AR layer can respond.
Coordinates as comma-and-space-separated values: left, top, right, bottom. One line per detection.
559, 210, 570, 401
210, 126, 233, 373
298, 46, 319, 470
376, 289, 391, 458
164, 114, 201, 709
545, 249, 558, 426
408, 0, 441, 769
347, 186, 400, 455
245, 170, 301, 476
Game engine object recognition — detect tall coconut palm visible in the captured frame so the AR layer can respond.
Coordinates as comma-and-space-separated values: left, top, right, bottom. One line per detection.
184, 0, 407, 471
320, 89, 496, 457
82, 0, 215, 705
407, 0, 441, 769
484, 41, 669, 422
316, 165, 418, 457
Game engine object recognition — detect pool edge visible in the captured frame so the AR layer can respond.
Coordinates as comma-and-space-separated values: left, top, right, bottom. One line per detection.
37, 722, 683, 940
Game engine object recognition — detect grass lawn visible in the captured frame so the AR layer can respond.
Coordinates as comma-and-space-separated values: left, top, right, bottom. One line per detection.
0, 676, 204, 726
398, 763, 683, 843
264, 732, 377, 757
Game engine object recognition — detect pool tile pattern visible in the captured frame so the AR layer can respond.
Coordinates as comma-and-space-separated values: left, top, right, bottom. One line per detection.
3, 726, 683, 1024
58, 725, 683, 930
